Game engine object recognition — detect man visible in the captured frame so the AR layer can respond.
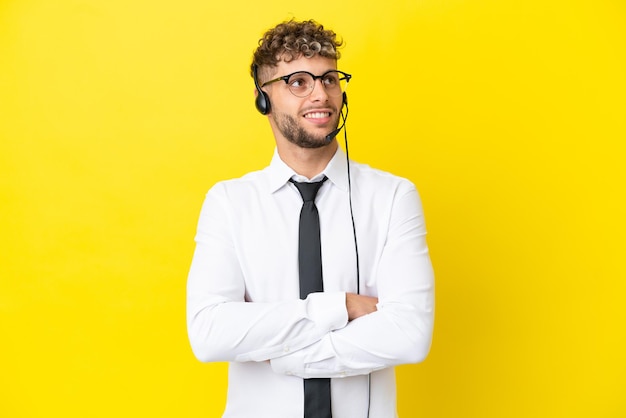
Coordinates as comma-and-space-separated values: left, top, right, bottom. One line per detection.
187, 19, 434, 417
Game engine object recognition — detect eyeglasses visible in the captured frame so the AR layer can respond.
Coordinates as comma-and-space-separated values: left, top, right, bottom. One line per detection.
261, 70, 352, 98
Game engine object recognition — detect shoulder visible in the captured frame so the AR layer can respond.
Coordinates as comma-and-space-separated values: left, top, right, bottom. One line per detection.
197, 169, 271, 221
207, 167, 269, 196
349, 160, 417, 194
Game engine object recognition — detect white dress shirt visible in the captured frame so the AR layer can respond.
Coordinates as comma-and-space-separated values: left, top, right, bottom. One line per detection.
187, 147, 434, 417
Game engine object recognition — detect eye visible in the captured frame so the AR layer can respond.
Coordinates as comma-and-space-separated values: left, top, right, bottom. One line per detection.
289, 78, 303, 88
288, 74, 310, 89
322, 74, 339, 86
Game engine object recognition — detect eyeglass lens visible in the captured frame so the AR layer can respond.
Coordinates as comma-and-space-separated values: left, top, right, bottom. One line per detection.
287, 71, 348, 97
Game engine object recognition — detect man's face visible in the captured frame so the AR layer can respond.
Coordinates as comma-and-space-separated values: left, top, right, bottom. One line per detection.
265, 56, 343, 149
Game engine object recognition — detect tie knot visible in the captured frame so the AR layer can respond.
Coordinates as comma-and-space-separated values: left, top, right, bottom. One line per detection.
290, 176, 327, 202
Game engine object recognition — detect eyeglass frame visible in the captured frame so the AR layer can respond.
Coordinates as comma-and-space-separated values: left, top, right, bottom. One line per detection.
260, 69, 352, 98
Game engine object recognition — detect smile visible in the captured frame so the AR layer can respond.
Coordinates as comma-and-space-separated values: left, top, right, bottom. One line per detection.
303, 112, 331, 119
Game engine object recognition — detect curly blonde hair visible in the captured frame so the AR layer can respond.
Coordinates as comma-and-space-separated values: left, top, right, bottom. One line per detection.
251, 19, 343, 81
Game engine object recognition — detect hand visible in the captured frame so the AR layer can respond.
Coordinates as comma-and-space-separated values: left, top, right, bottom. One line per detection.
345, 293, 378, 321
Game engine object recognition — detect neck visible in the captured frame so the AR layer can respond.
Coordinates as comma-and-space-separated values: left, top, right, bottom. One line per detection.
276, 140, 338, 179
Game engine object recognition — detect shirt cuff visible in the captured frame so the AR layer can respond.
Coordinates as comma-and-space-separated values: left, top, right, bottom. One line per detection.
304, 291, 349, 332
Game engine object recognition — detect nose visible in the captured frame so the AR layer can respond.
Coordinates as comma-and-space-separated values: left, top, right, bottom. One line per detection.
309, 78, 330, 102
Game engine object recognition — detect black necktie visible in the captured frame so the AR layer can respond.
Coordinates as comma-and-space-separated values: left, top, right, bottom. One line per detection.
290, 177, 331, 418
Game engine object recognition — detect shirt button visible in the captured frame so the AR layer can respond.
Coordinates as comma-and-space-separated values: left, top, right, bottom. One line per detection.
283, 346, 290, 353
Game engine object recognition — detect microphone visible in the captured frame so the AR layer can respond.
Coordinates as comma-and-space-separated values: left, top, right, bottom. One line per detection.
325, 93, 348, 143
325, 119, 346, 142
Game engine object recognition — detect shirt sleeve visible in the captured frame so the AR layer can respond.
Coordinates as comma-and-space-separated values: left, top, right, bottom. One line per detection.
270, 185, 435, 378
186, 184, 349, 363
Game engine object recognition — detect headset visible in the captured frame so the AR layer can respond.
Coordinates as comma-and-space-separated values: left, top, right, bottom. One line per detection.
253, 64, 271, 115
253, 64, 348, 121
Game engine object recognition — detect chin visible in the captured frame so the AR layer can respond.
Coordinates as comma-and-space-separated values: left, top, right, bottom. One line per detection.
290, 138, 328, 149
285, 131, 332, 149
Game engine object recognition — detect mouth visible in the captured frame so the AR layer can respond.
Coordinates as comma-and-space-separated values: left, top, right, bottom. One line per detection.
303, 111, 332, 120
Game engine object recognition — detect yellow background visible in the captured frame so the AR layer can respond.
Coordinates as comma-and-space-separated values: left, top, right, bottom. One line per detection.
1, 0, 625, 416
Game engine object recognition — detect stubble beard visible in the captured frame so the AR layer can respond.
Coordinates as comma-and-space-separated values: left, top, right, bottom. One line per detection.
272, 112, 338, 149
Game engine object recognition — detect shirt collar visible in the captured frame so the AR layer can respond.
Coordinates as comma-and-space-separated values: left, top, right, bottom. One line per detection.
267, 147, 349, 194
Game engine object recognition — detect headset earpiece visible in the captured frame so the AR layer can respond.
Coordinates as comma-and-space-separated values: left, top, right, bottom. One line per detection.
253, 64, 271, 115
